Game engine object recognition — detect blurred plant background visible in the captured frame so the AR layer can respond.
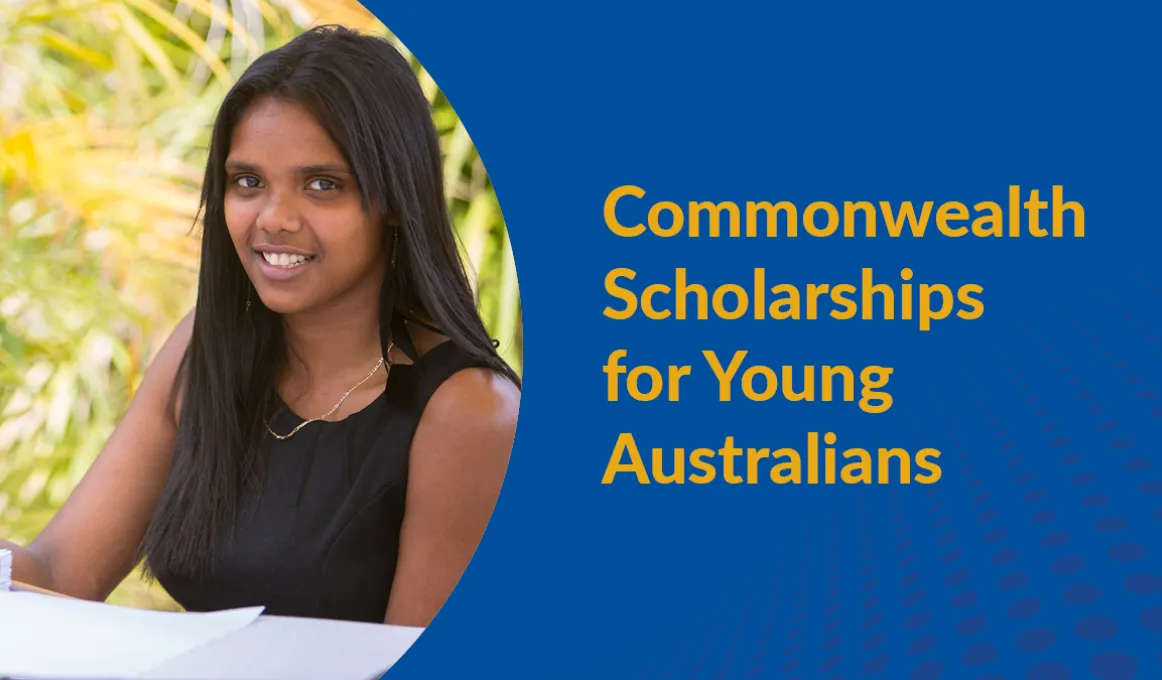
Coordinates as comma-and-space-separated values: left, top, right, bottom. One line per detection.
0, 0, 521, 610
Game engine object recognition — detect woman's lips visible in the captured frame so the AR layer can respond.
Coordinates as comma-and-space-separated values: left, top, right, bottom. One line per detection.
254, 249, 315, 281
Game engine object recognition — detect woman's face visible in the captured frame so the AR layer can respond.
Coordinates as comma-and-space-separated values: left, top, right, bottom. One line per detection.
224, 97, 385, 316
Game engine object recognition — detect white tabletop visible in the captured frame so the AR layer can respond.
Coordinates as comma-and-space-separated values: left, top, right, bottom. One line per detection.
139, 615, 424, 680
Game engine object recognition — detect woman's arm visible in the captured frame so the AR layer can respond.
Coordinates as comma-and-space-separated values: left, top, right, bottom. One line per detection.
384, 367, 520, 627
2, 311, 194, 600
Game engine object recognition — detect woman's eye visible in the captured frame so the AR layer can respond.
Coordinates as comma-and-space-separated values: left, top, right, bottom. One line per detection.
235, 176, 262, 189
308, 178, 339, 192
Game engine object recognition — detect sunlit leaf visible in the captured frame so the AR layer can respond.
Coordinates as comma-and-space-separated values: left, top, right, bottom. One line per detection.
112, 5, 183, 91
38, 30, 114, 71
121, 0, 234, 88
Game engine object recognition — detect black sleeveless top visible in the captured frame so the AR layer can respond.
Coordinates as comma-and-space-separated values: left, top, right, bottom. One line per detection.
158, 340, 488, 623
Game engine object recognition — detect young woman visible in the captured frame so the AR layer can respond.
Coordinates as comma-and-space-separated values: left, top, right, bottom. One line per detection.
0, 25, 520, 627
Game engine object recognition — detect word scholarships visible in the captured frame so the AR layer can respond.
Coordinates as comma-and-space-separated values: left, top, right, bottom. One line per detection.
598, 185, 1086, 487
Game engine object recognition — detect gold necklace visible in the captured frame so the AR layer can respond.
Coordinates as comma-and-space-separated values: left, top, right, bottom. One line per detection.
265, 350, 391, 440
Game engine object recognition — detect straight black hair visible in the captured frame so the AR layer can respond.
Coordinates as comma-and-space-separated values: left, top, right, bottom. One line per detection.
141, 25, 519, 578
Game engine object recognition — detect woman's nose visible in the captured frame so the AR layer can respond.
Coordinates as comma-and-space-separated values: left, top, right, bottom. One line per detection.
256, 192, 301, 233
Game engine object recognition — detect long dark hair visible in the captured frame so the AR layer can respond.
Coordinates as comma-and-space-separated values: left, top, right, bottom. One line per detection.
141, 25, 519, 579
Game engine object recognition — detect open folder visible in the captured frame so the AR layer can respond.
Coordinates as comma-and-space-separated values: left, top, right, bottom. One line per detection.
0, 590, 423, 680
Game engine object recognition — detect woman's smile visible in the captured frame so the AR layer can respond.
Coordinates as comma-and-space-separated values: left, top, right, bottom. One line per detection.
253, 244, 318, 281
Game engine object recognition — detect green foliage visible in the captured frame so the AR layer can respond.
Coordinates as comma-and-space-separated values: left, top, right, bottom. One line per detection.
0, 0, 520, 610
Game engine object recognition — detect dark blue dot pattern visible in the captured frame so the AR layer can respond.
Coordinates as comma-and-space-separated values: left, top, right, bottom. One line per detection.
1009, 598, 1042, 619
1028, 661, 1071, 680
910, 659, 942, 680
1017, 627, 1055, 652
1063, 583, 1100, 605
601, 276, 1161, 680
1090, 652, 1138, 680
1075, 615, 1117, 641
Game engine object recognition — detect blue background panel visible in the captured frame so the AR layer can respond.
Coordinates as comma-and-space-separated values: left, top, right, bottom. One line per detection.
361, 3, 1161, 678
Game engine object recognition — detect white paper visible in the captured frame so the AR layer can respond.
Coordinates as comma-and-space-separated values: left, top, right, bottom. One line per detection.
0, 549, 11, 591
142, 616, 425, 680
0, 590, 263, 680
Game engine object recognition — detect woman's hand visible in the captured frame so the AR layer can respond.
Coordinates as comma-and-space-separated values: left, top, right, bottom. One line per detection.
0, 539, 54, 590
